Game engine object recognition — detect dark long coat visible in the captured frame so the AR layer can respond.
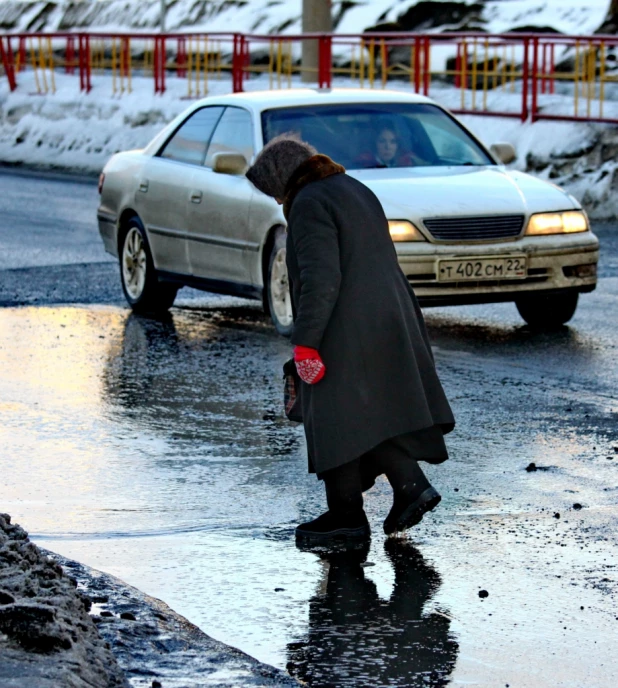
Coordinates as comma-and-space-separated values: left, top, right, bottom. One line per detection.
284, 155, 454, 475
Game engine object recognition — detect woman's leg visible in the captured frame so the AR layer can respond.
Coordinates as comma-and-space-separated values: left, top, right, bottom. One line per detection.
323, 458, 364, 517
373, 436, 442, 535
295, 459, 369, 543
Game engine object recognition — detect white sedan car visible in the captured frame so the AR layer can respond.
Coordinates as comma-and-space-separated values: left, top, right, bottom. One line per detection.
97, 89, 598, 333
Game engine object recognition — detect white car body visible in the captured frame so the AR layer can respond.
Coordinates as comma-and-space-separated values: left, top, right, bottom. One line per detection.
97, 88, 598, 326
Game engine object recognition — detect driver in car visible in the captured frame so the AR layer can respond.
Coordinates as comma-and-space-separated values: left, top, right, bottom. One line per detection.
357, 121, 426, 168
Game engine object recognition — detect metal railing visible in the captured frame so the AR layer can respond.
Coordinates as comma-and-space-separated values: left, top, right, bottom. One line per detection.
3, 30, 618, 123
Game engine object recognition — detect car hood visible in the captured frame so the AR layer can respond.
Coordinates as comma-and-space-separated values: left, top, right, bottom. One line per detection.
347, 166, 579, 221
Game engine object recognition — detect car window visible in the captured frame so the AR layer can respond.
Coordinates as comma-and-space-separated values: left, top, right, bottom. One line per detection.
159, 106, 224, 165
262, 103, 493, 169
204, 107, 254, 168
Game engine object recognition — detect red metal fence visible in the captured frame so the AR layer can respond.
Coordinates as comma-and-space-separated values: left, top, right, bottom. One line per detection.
2, 30, 618, 123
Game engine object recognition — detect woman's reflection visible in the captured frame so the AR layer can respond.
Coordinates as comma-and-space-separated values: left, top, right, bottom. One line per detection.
287, 540, 458, 687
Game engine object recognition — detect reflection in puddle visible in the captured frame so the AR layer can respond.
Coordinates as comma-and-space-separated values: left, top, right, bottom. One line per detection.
287, 540, 458, 687
1, 305, 617, 686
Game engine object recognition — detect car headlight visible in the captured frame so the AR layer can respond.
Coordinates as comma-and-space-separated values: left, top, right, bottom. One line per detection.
388, 220, 426, 242
526, 211, 589, 236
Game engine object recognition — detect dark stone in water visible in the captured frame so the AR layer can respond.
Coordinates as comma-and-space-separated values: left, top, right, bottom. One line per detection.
0, 590, 15, 605
478, 590, 489, 598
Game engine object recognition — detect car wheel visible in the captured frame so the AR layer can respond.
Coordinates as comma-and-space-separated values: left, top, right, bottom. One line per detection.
119, 217, 178, 314
515, 291, 579, 328
266, 228, 294, 337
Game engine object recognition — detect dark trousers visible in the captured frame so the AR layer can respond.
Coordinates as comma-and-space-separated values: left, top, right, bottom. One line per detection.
321, 435, 432, 516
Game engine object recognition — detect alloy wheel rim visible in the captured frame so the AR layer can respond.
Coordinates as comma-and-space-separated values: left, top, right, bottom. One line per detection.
122, 228, 147, 300
270, 248, 293, 327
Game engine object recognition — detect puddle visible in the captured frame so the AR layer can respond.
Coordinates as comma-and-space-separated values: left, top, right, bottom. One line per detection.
1, 305, 617, 686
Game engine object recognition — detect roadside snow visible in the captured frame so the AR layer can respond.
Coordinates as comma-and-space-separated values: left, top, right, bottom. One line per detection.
0, 0, 610, 36
1, 70, 616, 218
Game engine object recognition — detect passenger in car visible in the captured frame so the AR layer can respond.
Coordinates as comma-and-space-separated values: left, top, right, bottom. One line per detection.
246, 134, 455, 546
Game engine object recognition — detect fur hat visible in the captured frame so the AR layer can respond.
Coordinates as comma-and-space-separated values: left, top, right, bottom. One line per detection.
246, 134, 317, 199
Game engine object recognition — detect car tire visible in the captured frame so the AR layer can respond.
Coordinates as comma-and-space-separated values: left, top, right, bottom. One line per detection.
119, 216, 178, 314
515, 291, 579, 329
266, 228, 294, 337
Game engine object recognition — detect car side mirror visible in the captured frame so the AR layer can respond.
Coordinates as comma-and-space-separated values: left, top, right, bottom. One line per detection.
212, 152, 248, 175
489, 142, 516, 165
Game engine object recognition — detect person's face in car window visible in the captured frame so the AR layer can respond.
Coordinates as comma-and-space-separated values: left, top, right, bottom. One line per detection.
376, 128, 398, 164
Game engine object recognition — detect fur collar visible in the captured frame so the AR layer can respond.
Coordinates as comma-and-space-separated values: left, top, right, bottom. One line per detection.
283, 154, 345, 220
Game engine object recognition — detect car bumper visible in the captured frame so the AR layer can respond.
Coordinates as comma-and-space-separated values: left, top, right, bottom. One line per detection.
97, 210, 118, 257
396, 232, 599, 307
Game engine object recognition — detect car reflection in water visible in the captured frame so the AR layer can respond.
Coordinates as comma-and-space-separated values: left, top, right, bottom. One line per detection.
102, 310, 300, 459
287, 540, 458, 687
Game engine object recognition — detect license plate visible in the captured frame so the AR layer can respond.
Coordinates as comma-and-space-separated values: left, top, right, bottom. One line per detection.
437, 256, 527, 282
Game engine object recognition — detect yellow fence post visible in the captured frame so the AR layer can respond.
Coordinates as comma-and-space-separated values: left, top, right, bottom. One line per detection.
492, 45, 498, 91
127, 37, 132, 93
471, 38, 478, 110
112, 37, 118, 94
287, 40, 292, 88
268, 39, 274, 89
360, 38, 365, 88
276, 39, 283, 88
47, 37, 56, 94
460, 39, 467, 110
574, 40, 580, 117
587, 44, 595, 119
482, 39, 489, 110
368, 38, 375, 88
600, 41, 606, 119
38, 36, 49, 93
29, 38, 41, 93
206, 36, 210, 95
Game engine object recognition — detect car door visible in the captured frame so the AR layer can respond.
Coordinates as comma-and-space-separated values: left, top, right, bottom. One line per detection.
187, 106, 256, 285
136, 106, 224, 275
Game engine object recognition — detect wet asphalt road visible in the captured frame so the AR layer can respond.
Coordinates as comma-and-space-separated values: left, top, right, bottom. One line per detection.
1, 170, 618, 687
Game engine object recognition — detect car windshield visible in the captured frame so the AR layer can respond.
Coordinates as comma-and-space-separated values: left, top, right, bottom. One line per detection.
262, 102, 493, 169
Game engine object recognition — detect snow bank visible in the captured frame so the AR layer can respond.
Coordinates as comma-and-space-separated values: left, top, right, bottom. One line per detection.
1, 70, 616, 219
0, 0, 610, 36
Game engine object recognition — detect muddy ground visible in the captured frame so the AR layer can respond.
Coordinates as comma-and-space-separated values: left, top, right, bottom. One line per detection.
0, 170, 617, 687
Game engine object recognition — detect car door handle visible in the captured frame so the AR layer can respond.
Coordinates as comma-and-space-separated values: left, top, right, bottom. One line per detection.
190, 190, 203, 204
138, 180, 149, 193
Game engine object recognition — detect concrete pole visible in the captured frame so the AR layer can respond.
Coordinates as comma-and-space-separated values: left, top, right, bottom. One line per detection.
160, 0, 166, 33
302, 0, 332, 83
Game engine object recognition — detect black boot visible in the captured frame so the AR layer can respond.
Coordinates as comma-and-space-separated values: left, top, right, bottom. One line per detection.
295, 509, 370, 544
380, 454, 441, 535
296, 459, 370, 545
383, 486, 441, 535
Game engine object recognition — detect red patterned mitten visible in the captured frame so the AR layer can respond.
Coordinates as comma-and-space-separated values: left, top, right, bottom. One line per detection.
294, 345, 326, 385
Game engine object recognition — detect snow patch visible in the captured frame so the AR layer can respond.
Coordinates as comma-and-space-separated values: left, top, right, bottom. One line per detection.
0, 0, 610, 36
1, 70, 617, 219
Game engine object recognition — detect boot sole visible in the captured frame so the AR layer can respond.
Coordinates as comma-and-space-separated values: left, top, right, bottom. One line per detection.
386, 487, 442, 535
295, 524, 370, 545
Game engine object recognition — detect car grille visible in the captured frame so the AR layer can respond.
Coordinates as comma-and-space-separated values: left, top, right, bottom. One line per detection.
423, 215, 525, 242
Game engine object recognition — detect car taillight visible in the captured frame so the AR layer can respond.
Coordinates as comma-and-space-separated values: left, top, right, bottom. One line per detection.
98, 172, 105, 194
